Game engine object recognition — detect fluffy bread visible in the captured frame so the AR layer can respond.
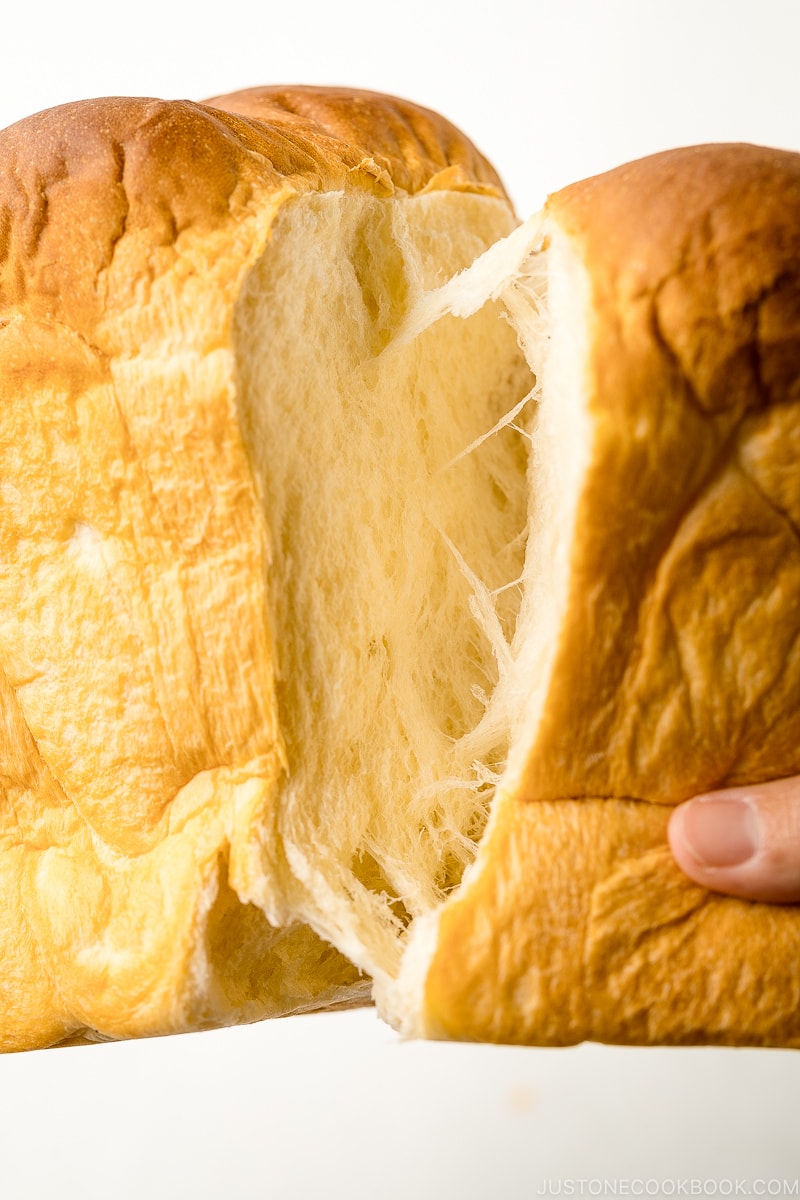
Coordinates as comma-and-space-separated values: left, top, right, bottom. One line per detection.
1, 89, 798, 1051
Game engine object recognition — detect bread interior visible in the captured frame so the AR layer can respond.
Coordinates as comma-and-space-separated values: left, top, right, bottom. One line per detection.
234, 190, 546, 983
377, 220, 595, 1031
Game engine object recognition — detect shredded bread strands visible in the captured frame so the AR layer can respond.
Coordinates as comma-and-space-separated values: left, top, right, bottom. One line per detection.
229, 191, 543, 989
358, 221, 553, 975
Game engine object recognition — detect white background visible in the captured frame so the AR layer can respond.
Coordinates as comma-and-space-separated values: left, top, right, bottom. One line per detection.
1, 2, 799, 1196
3, 0, 800, 216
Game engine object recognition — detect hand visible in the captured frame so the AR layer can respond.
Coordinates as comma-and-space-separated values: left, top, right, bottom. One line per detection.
668, 778, 800, 903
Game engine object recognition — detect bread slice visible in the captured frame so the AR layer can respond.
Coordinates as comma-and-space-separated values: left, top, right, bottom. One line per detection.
0, 87, 798, 1050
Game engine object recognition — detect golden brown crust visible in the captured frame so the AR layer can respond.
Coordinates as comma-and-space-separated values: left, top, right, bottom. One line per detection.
424, 144, 800, 1046
531, 143, 800, 802
426, 798, 800, 1046
204, 85, 507, 199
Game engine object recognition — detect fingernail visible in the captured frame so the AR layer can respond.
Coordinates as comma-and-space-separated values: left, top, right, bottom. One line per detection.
679, 796, 760, 868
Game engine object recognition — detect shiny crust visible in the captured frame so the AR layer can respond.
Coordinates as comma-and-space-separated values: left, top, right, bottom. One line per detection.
205, 85, 507, 199
423, 144, 800, 1046
0, 87, 501, 1049
532, 143, 800, 802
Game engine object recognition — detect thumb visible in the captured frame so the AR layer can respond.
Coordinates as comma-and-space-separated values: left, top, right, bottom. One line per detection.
668, 778, 800, 903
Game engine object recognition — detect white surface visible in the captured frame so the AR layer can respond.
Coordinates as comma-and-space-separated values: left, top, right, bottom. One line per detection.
1, 3, 799, 1197
2, 1008, 798, 1199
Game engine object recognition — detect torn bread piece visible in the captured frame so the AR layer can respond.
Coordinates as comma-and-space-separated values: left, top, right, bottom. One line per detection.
0, 86, 535, 1048
383, 142, 800, 1047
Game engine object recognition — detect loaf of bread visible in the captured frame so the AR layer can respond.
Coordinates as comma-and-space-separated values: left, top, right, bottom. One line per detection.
0, 86, 798, 1051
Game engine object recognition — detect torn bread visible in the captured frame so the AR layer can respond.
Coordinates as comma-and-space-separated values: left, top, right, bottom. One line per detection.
0, 87, 798, 1050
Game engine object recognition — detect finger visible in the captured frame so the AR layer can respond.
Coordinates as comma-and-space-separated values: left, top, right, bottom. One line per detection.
668, 778, 800, 903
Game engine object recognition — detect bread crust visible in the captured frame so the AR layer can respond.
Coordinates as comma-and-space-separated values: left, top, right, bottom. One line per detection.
423, 144, 800, 1046
205, 85, 507, 199
0, 87, 505, 1049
